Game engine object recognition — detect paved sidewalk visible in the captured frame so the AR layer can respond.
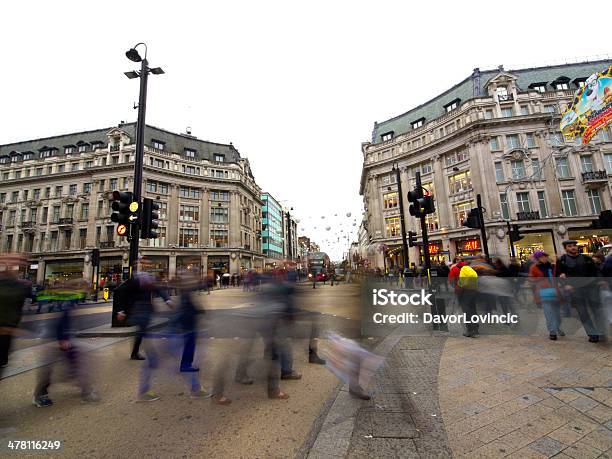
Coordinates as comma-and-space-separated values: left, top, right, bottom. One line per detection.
304, 331, 611, 458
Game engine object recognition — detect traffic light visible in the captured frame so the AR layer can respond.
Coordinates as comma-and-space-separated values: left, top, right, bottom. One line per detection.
591, 210, 612, 229
111, 191, 135, 237
423, 194, 436, 215
408, 231, 418, 247
140, 198, 160, 239
509, 224, 524, 242
408, 187, 424, 217
463, 208, 481, 228
91, 248, 100, 267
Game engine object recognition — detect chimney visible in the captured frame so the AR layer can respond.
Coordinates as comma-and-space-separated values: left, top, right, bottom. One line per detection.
186, 126, 192, 135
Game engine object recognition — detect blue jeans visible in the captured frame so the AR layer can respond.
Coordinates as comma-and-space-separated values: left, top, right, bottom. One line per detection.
541, 300, 561, 334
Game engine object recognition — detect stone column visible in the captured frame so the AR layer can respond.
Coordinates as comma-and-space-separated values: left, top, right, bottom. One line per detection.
229, 191, 241, 247
169, 253, 177, 279
431, 155, 450, 228
167, 184, 180, 246
200, 188, 209, 247
36, 259, 46, 284
86, 188, 99, 247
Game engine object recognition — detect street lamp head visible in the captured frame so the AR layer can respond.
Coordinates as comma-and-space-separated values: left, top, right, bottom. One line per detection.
124, 71, 139, 79
126, 47, 143, 62
149, 67, 165, 75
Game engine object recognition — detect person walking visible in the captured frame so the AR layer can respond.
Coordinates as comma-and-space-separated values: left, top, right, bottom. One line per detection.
528, 251, 563, 340
457, 259, 479, 337
556, 240, 603, 343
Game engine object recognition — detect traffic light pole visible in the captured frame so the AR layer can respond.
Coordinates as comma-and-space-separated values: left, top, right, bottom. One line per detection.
394, 164, 409, 269
128, 58, 149, 277
476, 194, 490, 261
415, 172, 431, 270
506, 220, 516, 258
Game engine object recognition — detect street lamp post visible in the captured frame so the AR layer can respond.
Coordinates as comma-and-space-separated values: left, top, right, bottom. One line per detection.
124, 43, 164, 277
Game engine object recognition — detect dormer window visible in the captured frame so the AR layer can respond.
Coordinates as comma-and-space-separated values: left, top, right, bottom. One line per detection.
184, 148, 196, 158
214, 154, 225, 163
152, 139, 165, 150
444, 99, 460, 113
529, 82, 547, 93
411, 118, 425, 129
40, 150, 52, 158
22, 152, 34, 161
496, 87, 511, 101
381, 131, 394, 142
573, 77, 587, 88
91, 141, 103, 150
554, 82, 569, 90
64, 145, 75, 154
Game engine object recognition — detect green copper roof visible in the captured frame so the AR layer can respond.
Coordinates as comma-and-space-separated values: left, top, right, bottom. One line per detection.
371, 59, 612, 144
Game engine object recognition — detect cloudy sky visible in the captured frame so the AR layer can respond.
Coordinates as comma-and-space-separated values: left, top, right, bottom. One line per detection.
1, 0, 608, 260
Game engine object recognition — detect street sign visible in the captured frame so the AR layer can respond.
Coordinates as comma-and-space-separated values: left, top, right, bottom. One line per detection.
128, 214, 138, 222
117, 224, 128, 236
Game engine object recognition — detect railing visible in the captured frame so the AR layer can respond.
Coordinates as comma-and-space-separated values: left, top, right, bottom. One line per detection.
20, 221, 35, 228
581, 170, 608, 182
498, 93, 514, 102
100, 241, 115, 249
110, 145, 120, 152
57, 217, 74, 225
517, 211, 540, 221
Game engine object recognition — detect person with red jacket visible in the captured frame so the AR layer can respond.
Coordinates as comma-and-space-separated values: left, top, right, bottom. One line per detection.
528, 250, 563, 340
448, 257, 466, 293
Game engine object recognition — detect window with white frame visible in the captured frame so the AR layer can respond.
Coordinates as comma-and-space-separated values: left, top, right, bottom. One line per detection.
555, 158, 570, 178
561, 190, 578, 216
516, 192, 531, 212
605, 153, 612, 174
381, 132, 393, 142
214, 154, 225, 162
152, 140, 165, 150
580, 155, 594, 172
532, 84, 546, 93
531, 158, 541, 179
526, 133, 536, 148
384, 216, 400, 237
500, 193, 509, 219
495, 162, 505, 182
506, 134, 520, 149
448, 171, 472, 194
511, 159, 526, 179
586, 189, 602, 215
554, 81, 569, 90
383, 192, 399, 209
179, 204, 200, 221
445, 100, 459, 112
537, 191, 548, 217
184, 148, 196, 158
496, 86, 509, 101
411, 119, 424, 129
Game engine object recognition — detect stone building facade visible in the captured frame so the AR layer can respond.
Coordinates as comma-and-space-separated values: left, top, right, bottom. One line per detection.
0, 123, 264, 284
360, 60, 612, 269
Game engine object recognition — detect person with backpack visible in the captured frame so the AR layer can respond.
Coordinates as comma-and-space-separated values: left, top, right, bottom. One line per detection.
457, 259, 479, 338
528, 251, 563, 340
556, 240, 603, 343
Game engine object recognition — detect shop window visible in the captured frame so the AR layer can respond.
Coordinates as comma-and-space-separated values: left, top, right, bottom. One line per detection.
383, 192, 399, 209
561, 190, 578, 216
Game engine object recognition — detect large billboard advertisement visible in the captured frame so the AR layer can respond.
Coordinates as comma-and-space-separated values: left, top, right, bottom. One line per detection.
560, 64, 612, 144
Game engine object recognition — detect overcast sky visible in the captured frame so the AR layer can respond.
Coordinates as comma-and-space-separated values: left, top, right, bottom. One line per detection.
1, 0, 609, 260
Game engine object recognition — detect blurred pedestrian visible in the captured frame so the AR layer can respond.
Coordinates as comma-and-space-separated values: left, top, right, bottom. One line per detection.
0, 254, 31, 376
529, 251, 563, 340
556, 240, 604, 343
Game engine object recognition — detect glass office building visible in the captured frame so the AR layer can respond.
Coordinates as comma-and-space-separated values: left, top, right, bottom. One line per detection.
261, 192, 284, 261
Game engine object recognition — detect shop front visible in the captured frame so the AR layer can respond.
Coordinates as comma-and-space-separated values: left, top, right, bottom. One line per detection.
384, 245, 406, 272
207, 255, 230, 277
142, 256, 169, 280
455, 238, 482, 258
567, 228, 611, 256
99, 256, 123, 289
418, 241, 449, 265
44, 259, 84, 285
512, 230, 557, 262
240, 256, 252, 271
177, 256, 201, 274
